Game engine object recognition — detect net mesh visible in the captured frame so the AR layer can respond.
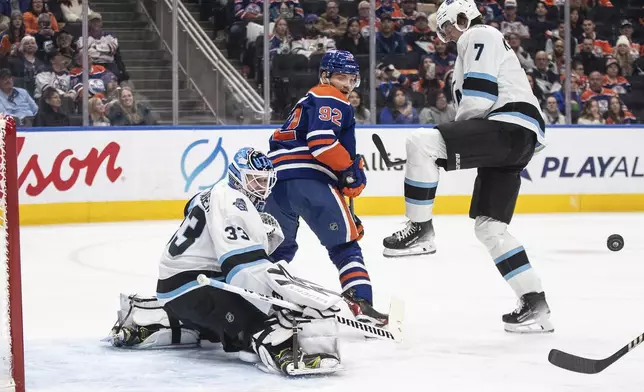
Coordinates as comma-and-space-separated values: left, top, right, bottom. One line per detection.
0, 115, 13, 389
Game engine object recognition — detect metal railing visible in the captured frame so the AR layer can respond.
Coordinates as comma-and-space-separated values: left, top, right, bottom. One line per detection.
140, 0, 267, 122
138, 0, 219, 123
175, 0, 266, 113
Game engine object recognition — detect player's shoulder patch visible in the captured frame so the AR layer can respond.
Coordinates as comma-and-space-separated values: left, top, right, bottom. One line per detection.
308, 84, 350, 105
233, 198, 248, 211
200, 189, 212, 212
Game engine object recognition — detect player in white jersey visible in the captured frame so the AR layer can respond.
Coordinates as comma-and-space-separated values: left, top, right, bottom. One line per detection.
105, 147, 344, 376
381, 0, 553, 333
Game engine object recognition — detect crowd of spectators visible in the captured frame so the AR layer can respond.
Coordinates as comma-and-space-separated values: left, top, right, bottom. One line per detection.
0, 0, 158, 127
199, 0, 644, 124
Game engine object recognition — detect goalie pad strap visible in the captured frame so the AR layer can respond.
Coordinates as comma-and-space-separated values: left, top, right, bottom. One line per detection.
169, 315, 181, 344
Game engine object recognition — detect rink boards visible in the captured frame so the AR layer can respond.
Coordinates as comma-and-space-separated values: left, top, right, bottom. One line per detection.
16, 125, 644, 225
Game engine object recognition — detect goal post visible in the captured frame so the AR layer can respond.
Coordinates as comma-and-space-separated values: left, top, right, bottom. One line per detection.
0, 115, 25, 392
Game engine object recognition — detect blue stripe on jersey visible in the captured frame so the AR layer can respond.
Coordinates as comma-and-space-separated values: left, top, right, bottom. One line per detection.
504, 263, 532, 281
156, 280, 199, 300
405, 197, 434, 206
463, 89, 497, 102
226, 259, 269, 283
156, 276, 225, 300
494, 246, 525, 264
464, 72, 498, 83
219, 244, 265, 266
404, 178, 438, 188
488, 112, 545, 137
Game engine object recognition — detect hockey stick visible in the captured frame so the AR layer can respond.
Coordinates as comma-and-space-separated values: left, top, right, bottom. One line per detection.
372, 134, 407, 168
196, 275, 403, 342
548, 333, 644, 374
269, 264, 405, 340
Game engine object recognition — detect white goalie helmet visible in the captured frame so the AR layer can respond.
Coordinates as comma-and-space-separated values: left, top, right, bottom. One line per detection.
435, 0, 482, 43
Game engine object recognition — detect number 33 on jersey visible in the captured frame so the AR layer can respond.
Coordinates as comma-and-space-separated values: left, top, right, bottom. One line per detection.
268, 84, 357, 185
156, 181, 272, 306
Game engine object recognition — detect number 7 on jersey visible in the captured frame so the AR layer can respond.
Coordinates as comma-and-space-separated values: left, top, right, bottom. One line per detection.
474, 43, 484, 61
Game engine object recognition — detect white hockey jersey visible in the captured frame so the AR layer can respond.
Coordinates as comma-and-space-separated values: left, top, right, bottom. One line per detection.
156, 181, 273, 313
452, 24, 547, 149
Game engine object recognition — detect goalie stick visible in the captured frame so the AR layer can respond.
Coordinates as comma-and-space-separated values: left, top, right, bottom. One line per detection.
548, 333, 644, 374
372, 134, 407, 168
196, 274, 404, 343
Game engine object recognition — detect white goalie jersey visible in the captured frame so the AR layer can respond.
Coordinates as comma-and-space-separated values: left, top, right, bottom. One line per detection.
451, 24, 547, 149
156, 181, 275, 313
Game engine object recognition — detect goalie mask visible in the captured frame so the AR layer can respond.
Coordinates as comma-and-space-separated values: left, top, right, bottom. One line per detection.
228, 147, 277, 212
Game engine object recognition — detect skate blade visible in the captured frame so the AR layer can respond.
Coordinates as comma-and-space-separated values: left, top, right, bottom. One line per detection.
383, 242, 436, 258
504, 317, 554, 334
284, 357, 344, 376
256, 359, 343, 376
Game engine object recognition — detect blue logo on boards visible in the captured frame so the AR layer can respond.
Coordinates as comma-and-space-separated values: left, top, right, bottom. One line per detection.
181, 138, 229, 192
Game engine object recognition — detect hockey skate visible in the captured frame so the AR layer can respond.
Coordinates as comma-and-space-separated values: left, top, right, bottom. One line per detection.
342, 288, 389, 328
503, 291, 554, 333
261, 344, 342, 376
383, 220, 436, 257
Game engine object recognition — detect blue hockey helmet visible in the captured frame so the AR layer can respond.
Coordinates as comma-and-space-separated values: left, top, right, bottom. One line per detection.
319, 50, 361, 88
228, 147, 276, 210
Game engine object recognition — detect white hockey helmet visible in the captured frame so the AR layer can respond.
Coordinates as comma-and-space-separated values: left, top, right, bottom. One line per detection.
435, 0, 482, 43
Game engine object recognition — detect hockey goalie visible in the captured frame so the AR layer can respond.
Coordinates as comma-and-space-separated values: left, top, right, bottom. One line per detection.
104, 147, 344, 376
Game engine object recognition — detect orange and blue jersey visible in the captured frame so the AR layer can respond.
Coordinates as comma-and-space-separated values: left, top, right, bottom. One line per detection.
580, 87, 617, 114
602, 75, 631, 95
605, 110, 636, 124
268, 84, 356, 185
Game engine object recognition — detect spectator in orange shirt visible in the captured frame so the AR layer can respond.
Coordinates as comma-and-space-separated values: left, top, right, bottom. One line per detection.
572, 60, 589, 90
23, 0, 59, 35
584, 0, 612, 8
578, 19, 611, 56
602, 57, 630, 94
358, 1, 380, 37
580, 71, 617, 115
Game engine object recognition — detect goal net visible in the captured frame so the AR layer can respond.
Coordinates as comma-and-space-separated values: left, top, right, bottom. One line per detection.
0, 115, 24, 392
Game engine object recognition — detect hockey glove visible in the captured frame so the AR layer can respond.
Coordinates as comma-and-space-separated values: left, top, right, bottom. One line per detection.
338, 156, 366, 198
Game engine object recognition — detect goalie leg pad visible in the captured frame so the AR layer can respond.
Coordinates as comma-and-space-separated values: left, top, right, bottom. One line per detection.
105, 293, 199, 349
252, 313, 341, 376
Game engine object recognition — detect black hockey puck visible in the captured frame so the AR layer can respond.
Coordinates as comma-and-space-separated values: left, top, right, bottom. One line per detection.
607, 234, 624, 252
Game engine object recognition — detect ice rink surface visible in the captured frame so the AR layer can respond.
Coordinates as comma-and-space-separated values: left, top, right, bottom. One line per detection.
19, 213, 644, 392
